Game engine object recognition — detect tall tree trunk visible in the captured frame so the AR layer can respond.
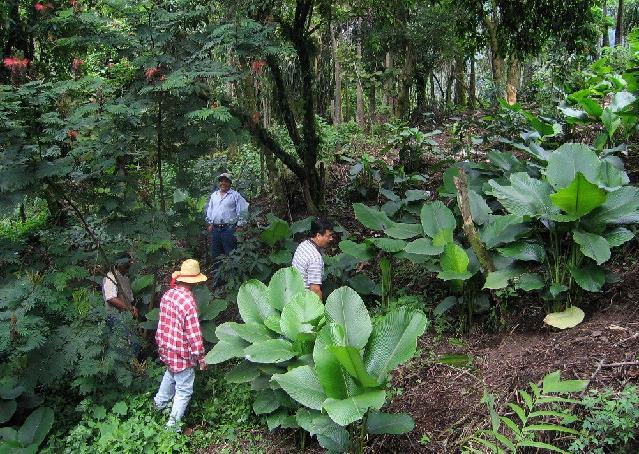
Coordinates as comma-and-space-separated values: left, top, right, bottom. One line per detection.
430, 72, 436, 107
453, 54, 466, 106
483, 12, 505, 98
602, 0, 610, 47
383, 52, 394, 113
445, 65, 454, 105
415, 73, 426, 116
469, 58, 477, 110
330, 23, 342, 125
397, 45, 413, 119
368, 85, 377, 127
615, 0, 624, 46
356, 39, 365, 129
506, 58, 521, 105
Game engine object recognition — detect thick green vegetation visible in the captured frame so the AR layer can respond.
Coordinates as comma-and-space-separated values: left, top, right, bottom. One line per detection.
1, 0, 639, 452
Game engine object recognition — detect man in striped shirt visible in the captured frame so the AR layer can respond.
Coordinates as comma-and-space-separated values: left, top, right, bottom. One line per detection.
292, 218, 335, 300
154, 259, 208, 430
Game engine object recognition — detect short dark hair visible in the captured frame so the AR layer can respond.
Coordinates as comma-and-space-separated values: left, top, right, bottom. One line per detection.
310, 218, 334, 237
218, 175, 231, 183
115, 252, 132, 267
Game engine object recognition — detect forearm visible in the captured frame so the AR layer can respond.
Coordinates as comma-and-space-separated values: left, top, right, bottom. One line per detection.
107, 297, 132, 311
309, 284, 323, 300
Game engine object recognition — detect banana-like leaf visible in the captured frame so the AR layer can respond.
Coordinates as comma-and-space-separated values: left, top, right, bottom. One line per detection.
225, 361, 261, 383
404, 238, 444, 256
437, 243, 473, 281
204, 335, 249, 364
480, 215, 528, 249
588, 186, 639, 224
483, 268, 524, 290
366, 411, 415, 434
339, 240, 374, 260
364, 308, 428, 384
17, 406, 54, 447
327, 346, 378, 388
244, 339, 295, 363
199, 298, 228, 321
604, 227, 634, 247
366, 237, 408, 253
420, 201, 456, 238
273, 365, 326, 410
353, 203, 393, 230
200, 321, 217, 343
487, 172, 559, 218
314, 325, 362, 400
432, 228, 454, 247
569, 265, 605, 292
253, 389, 281, 415
296, 409, 351, 453
543, 306, 585, 330
268, 267, 305, 311
323, 390, 386, 426
497, 242, 545, 262
0, 399, 17, 424
384, 222, 423, 240
572, 230, 611, 265
515, 273, 545, 291
280, 291, 324, 340
237, 280, 276, 324
546, 143, 601, 190
469, 190, 491, 225
550, 173, 607, 217
325, 287, 372, 349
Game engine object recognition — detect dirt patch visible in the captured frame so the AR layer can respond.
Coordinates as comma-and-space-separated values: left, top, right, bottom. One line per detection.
368, 299, 639, 453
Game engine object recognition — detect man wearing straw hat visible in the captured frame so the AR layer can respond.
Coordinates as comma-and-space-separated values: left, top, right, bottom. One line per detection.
154, 259, 208, 429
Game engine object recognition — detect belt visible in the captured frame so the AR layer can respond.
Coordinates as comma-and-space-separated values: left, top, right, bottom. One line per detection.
212, 223, 229, 228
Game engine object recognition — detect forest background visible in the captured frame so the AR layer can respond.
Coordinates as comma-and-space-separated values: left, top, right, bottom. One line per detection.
1, 0, 639, 452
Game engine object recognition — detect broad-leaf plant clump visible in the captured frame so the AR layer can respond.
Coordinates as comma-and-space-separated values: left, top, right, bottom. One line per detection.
205, 267, 428, 452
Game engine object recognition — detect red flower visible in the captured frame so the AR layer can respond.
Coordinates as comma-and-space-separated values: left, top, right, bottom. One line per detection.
35, 3, 45, 11
250, 59, 266, 75
67, 130, 79, 140
3, 57, 30, 72
35, 2, 53, 12
145, 67, 161, 82
72, 58, 84, 72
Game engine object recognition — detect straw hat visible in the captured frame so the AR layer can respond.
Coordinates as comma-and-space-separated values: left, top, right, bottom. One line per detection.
171, 259, 207, 284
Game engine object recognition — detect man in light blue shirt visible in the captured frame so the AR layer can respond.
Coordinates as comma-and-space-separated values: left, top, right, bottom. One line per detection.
205, 173, 249, 284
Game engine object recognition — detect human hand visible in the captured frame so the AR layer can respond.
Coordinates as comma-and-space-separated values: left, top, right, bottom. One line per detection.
199, 361, 207, 371
130, 307, 139, 318
207, 224, 213, 233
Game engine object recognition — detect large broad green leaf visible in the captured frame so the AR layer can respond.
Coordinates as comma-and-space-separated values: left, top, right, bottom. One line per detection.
325, 287, 372, 349
218, 322, 274, 343
290, 216, 314, 234
244, 339, 295, 363
260, 217, 290, 246
280, 291, 324, 340
366, 411, 415, 435
546, 143, 602, 190
366, 237, 408, 253
253, 389, 281, 415
588, 186, 639, 224
327, 346, 378, 388
353, 203, 393, 230
543, 307, 585, 330
480, 215, 528, 249
611, 91, 636, 112
273, 365, 326, 410
572, 231, 611, 265
550, 173, 607, 218
487, 173, 558, 218
384, 222, 423, 240
542, 370, 589, 393
199, 298, 228, 321
469, 190, 491, 225
483, 268, 525, 290
237, 280, 276, 324
488, 150, 522, 173
404, 238, 444, 256
339, 240, 374, 260
18, 407, 54, 447
497, 242, 545, 262
323, 390, 386, 426
602, 108, 622, 138
420, 201, 456, 238
570, 266, 605, 292
313, 325, 361, 400
404, 189, 430, 202
225, 361, 261, 383
296, 409, 351, 453
0, 399, 17, 424
516, 273, 545, 291
269, 267, 305, 311
204, 335, 249, 364
437, 243, 473, 281
200, 321, 217, 343
131, 275, 154, 293
364, 308, 428, 384
598, 157, 630, 189
432, 228, 454, 247
604, 227, 634, 247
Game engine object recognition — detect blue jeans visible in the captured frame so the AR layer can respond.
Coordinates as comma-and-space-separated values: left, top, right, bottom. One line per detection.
154, 367, 195, 427
211, 225, 236, 284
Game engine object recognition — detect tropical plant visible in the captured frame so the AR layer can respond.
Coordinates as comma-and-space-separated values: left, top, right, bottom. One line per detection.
465, 370, 589, 453
0, 406, 55, 452
205, 267, 428, 452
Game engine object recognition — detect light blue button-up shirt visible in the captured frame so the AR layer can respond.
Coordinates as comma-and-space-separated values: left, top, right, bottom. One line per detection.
205, 188, 249, 226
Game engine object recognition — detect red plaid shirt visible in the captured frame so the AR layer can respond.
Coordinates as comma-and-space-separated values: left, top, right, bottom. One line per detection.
155, 285, 205, 373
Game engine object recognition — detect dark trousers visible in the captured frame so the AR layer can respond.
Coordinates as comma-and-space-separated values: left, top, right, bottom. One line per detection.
211, 225, 236, 285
